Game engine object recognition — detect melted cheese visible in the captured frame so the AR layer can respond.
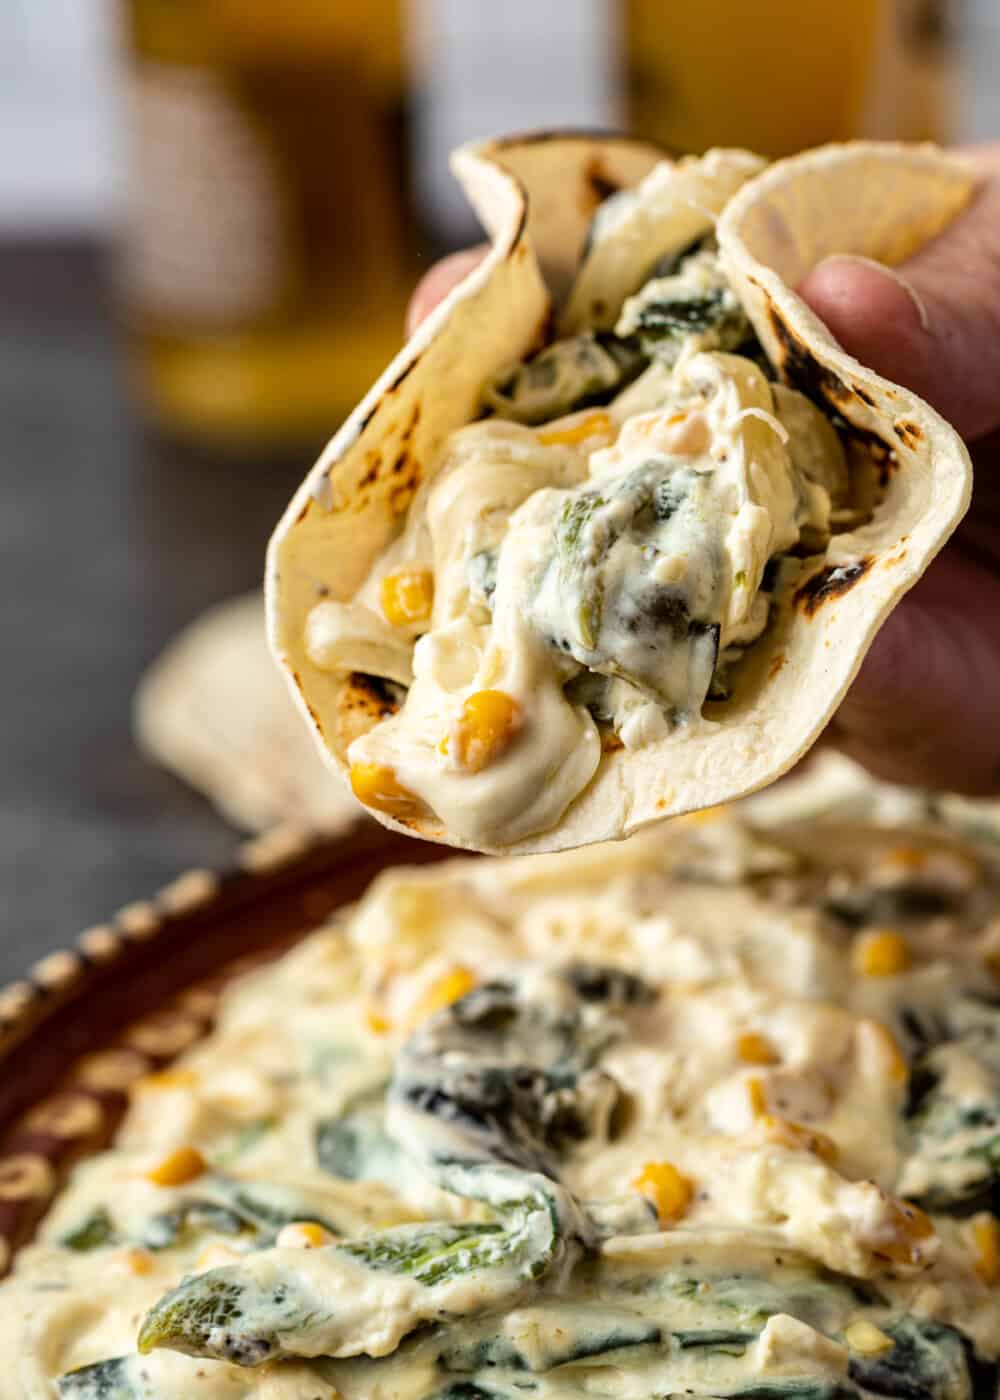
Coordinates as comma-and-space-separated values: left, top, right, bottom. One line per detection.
4, 815, 1000, 1396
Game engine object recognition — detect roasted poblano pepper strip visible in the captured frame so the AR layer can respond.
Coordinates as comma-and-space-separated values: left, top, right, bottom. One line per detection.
141, 1174, 342, 1250
614, 247, 753, 367
57, 1357, 135, 1399
483, 332, 643, 425
58, 1206, 117, 1253
903, 1001, 1000, 1212
138, 1163, 588, 1364
388, 966, 639, 1176
848, 1317, 980, 1400
527, 459, 723, 712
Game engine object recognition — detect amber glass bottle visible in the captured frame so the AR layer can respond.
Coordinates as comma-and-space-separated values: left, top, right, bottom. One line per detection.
120, 0, 419, 450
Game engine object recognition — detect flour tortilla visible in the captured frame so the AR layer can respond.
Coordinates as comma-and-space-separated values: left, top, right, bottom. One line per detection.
135, 594, 361, 835
267, 135, 975, 854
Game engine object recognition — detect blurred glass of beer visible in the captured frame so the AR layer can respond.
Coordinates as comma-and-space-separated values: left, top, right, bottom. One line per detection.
624, 0, 957, 158
120, 0, 418, 451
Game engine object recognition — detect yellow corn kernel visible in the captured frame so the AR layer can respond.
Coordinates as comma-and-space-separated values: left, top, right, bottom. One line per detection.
349, 763, 424, 820
746, 1076, 769, 1118
633, 1161, 694, 1225
969, 1212, 1000, 1285
133, 1068, 198, 1095
845, 1320, 894, 1355
852, 929, 911, 978
123, 1247, 155, 1276
759, 1114, 839, 1166
874, 1197, 936, 1266
538, 411, 613, 447
413, 967, 477, 1024
146, 1145, 206, 1188
736, 1032, 779, 1066
276, 1221, 336, 1249
380, 567, 434, 627
196, 1243, 240, 1272
365, 1005, 392, 1035
452, 691, 522, 773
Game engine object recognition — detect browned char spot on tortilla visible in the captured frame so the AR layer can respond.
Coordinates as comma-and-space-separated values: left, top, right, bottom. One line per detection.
584, 157, 621, 210
765, 306, 897, 472
334, 672, 404, 751
350, 401, 425, 516
600, 727, 624, 753
388, 403, 424, 514
794, 557, 873, 616
893, 419, 923, 449
767, 653, 787, 680
291, 669, 326, 736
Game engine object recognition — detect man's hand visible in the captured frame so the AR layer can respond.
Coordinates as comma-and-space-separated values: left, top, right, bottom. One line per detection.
799, 146, 1000, 794
405, 147, 1000, 794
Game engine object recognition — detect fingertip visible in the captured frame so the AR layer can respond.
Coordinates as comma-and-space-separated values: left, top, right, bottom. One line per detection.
799, 256, 925, 372
406, 246, 490, 338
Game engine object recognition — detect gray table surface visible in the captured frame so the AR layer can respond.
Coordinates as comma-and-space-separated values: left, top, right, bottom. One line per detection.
0, 242, 324, 985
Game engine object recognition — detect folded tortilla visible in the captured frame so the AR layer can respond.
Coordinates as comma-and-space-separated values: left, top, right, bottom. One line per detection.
135, 593, 360, 835
267, 134, 974, 854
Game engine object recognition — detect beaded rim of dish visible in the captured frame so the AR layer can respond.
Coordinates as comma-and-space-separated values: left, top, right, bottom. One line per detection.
0, 819, 347, 1276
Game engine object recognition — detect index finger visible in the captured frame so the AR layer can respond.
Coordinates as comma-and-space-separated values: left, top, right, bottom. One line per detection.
406, 246, 489, 338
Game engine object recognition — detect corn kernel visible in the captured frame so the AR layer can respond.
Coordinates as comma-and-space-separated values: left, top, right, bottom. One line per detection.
276, 1221, 335, 1249
736, 1032, 779, 1066
969, 1212, 1000, 1285
451, 691, 522, 773
633, 1162, 694, 1225
349, 763, 424, 820
413, 967, 477, 1024
365, 1005, 392, 1035
133, 1068, 198, 1095
845, 1320, 894, 1355
759, 1114, 839, 1166
123, 1247, 155, 1276
147, 1145, 206, 1188
746, 1076, 769, 1118
380, 567, 434, 627
852, 930, 911, 978
538, 411, 614, 447
874, 1197, 936, 1265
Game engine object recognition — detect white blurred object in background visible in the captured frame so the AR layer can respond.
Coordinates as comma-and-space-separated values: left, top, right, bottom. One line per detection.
0, 0, 121, 233
409, 0, 621, 245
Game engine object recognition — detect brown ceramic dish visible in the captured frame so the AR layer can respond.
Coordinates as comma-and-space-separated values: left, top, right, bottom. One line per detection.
0, 822, 452, 1279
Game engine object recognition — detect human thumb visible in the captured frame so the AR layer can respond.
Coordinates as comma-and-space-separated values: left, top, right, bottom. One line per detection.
798, 152, 1000, 443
